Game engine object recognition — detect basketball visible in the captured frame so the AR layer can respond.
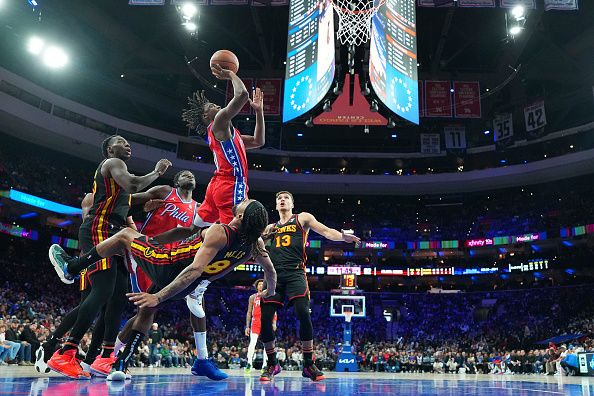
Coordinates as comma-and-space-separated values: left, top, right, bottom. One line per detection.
210, 50, 239, 74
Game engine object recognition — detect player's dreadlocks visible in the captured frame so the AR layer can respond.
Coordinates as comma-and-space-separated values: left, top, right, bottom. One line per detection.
101, 135, 120, 158
238, 200, 269, 258
182, 90, 210, 136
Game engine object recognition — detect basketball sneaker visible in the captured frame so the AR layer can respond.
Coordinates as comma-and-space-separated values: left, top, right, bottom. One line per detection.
302, 363, 325, 381
35, 342, 57, 374
90, 353, 117, 377
191, 358, 228, 380
259, 364, 281, 382
48, 244, 75, 284
47, 349, 91, 379
244, 363, 252, 373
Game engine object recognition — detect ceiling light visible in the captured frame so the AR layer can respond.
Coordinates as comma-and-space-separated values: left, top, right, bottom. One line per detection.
509, 26, 522, 36
184, 22, 197, 32
27, 36, 44, 55
511, 5, 525, 20
181, 2, 198, 18
42, 46, 68, 68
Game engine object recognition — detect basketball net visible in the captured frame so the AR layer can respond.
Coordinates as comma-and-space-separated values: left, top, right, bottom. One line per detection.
344, 312, 353, 323
330, 0, 385, 46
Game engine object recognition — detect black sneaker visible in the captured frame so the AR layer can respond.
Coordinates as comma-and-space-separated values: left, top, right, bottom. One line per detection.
259, 364, 281, 382
302, 363, 325, 381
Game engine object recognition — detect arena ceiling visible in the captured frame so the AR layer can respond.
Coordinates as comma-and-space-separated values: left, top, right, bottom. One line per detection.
1, 1, 593, 148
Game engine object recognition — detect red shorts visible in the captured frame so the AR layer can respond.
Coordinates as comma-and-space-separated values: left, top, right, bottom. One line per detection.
250, 322, 261, 335
126, 252, 153, 293
197, 175, 248, 224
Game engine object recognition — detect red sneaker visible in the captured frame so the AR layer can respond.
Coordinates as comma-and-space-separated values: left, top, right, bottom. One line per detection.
90, 353, 117, 377
47, 349, 90, 379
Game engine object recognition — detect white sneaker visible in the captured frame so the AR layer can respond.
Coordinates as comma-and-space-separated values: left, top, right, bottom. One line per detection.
80, 362, 92, 374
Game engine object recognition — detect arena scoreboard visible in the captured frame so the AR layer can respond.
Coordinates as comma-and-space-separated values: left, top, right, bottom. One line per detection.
369, 0, 419, 124
282, 0, 335, 122
340, 273, 358, 289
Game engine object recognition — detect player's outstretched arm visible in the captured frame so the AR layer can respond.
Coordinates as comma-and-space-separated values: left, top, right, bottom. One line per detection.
253, 239, 277, 298
242, 88, 265, 150
105, 158, 171, 193
299, 212, 361, 244
130, 185, 172, 208
211, 65, 249, 141
128, 225, 227, 308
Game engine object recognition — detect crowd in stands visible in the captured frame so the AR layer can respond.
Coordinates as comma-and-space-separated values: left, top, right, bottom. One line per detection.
0, 236, 592, 375
3, 132, 594, 245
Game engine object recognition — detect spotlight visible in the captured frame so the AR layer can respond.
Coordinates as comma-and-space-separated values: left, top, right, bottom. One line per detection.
370, 100, 378, 112
483, 130, 490, 135
387, 118, 396, 128
181, 2, 198, 19
42, 46, 68, 68
511, 5, 525, 20
364, 125, 370, 134
361, 82, 370, 96
509, 25, 522, 36
323, 99, 332, 112
184, 22, 197, 32
305, 117, 314, 128
27, 36, 44, 55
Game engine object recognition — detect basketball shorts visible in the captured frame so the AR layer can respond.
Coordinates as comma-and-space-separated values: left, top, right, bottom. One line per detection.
250, 319, 261, 336
127, 235, 204, 300
261, 270, 310, 307
196, 175, 248, 225
78, 221, 123, 292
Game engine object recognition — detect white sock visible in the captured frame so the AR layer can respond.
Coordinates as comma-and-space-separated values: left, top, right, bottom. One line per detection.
114, 337, 125, 356
194, 332, 208, 359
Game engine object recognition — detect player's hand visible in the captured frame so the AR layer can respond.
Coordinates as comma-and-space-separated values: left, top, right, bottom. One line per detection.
127, 292, 160, 308
211, 64, 235, 80
341, 231, 361, 244
248, 88, 263, 113
144, 199, 166, 212
154, 159, 172, 176
245, 328, 250, 337
261, 226, 278, 241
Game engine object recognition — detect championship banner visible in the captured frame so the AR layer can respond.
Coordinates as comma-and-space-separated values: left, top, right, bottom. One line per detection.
255, 78, 282, 115
419, 80, 425, 118
458, 0, 496, 6
425, 81, 453, 118
226, 78, 254, 115
499, 0, 536, 9
524, 101, 547, 132
129, 0, 165, 4
444, 126, 467, 149
420, 133, 441, 155
544, 0, 578, 10
417, 0, 454, 6
453, 81, 481, 118
493, 113, 513, 142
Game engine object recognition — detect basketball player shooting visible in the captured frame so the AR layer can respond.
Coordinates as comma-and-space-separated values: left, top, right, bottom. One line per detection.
182, 55, 266, 226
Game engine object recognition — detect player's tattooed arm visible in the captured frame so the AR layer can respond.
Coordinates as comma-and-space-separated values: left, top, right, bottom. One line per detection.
128, 226, 227, 308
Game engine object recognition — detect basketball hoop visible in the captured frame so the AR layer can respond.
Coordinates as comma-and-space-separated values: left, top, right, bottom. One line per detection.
330, 0, 385, 46
344, 311, 353, 323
